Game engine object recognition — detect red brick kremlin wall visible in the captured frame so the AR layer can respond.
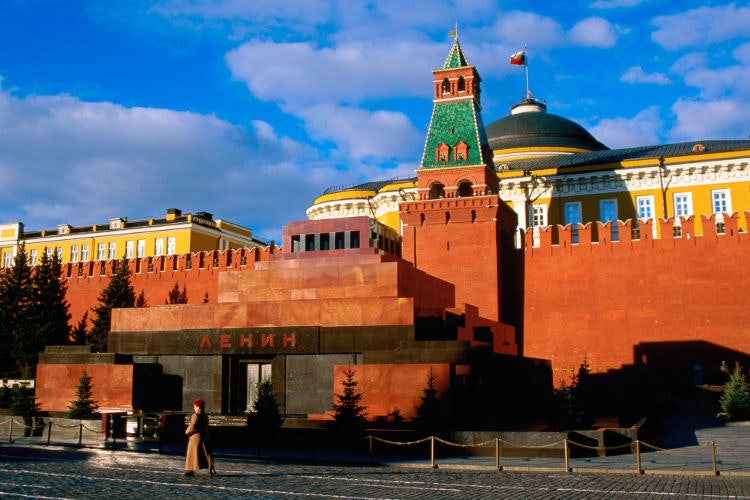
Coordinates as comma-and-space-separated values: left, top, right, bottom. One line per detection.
62, 246, 278, 325
522, 212, 750, 384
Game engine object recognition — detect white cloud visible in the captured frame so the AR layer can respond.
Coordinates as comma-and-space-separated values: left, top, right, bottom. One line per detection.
0, 88, 323, 241
669, 99, 750, 142
296, 104, 422, 162
569, 17, 618, 48
652, 5, 750, 51
489, 11, 565, 47
620, 66, 670, 85
588, 106, 663, 148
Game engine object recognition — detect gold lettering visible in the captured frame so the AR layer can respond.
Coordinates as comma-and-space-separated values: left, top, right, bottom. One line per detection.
283, 332, 296, 347
239, 334, 253, 348
261, 334, 274, 348
199, 335, 212, 349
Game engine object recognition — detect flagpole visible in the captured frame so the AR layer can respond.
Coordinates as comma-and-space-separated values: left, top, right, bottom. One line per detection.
524, 45, 530, 100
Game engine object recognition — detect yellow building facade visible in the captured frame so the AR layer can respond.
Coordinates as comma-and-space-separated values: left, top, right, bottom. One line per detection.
0, 208, 266, 268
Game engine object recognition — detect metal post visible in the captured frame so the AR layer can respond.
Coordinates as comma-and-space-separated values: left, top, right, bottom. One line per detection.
636, 440, 643, 474
369, 435, 373, 465
78, 423, 83, 447
47, 421, 52, 445
8, 419, 13, 443
495, 438, 501, 471
711, 441, 718, 476
564, 439, 570, 472
430, 436, 437, 469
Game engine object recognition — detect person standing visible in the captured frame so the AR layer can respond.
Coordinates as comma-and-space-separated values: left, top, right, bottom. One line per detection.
184, 398, 215, 477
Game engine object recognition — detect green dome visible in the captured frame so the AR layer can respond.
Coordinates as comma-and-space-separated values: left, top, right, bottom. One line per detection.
485, 99, 608, 153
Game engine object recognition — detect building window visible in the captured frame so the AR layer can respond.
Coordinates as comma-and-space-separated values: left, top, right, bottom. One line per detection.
564, 201, 582, 243
712, 189, 731, 215
429, 182, 445, 200
30, 249, 38, 266
457, 180, 473, 197
441, 77, 450, 94
97, 243, 106, 261
244, 363, 272, 413
636, 196, 654, 221
46, 247, 53, 259
137, 239, 145, 258
55, 247, 62, 260
530, 204, 547, 228
81, 245, 89, 262
126, 241, 134, 259
674, 193, 693, 218
71, 245, 79, 263
166, 236, 176, 256
108, 242, 117, 260
599, 199, 618, 241
154, 238, 164, 256
2, 251, 11, 268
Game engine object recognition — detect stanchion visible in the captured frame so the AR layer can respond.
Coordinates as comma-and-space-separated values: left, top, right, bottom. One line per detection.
636, 440, 643, 474
430, 436, 437, 469
47, 421, 52, 445
368, 435, 373, 465
564, 438, 570, 472
495, 438, 501, 471
8, 419, 13, 444
711, 441, 718, 476
78, 423, 83, 448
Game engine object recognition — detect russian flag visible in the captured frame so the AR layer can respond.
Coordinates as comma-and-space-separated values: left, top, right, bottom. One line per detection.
510, 51, 526, 66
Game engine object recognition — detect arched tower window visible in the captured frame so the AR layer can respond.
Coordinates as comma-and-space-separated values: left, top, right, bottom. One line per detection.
457, 76, 466, 92
457, 180, 474, 197
441, 78, 450, 94
454, 141, 468, 161
429, 182, 445, 200
436, 142, 450, 163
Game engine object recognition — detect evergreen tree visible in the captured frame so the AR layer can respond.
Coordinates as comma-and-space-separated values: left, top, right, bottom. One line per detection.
10, 384, 41, 436
71, 312, 89, 345
719, 362, 750, 421
247, 378, 284, 445
413, 371, 446, 434
88, 258, 135, 352
135, 290, 148, 308
166, 282, 188, 304
31, 249, 71, 347
67, 369, 98, 419
0, 245, 34, 377
332, 368, 367, 435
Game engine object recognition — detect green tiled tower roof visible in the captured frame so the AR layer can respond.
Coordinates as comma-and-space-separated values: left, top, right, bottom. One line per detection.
420, 36, 491, 170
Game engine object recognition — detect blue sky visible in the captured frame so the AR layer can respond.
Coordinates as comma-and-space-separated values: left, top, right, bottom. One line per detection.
1, 1, 749, 243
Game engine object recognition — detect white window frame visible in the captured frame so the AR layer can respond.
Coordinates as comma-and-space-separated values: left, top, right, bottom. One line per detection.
108, 242, 117, 260
636, 196, 654, 221
30, 249, 38, 266
137, 239, 146, 258
125, 241, 134, 259
711, 189, 731, 215
97, 243, 106, 261
166, 236, 176, 256
154, 238, 164, 257
81, 244, 89, 262
71, 245, 79, 263
3, 251, 11, 268
673, 192, 693, 223
599, 198, 619, 240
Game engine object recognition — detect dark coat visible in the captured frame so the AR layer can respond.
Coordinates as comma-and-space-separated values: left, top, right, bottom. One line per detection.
185, 411, 214, 471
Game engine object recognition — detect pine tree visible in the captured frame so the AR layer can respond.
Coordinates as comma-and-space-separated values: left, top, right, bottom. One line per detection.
719, 362, 750, 421
67, 369, 98, 419
332, 368, 367, 435
0, 245, 34, 377
166, 282, 188, 304
88, 258, 135, 352
135, 290, 148, 308
31, 249, 71, 347
247, 378, 283, 443
10, 384, 41, 436
413, 371, 446, 434
71, 312, 89, 345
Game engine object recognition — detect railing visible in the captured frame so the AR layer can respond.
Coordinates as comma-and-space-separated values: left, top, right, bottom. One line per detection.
0, 416, 742, 476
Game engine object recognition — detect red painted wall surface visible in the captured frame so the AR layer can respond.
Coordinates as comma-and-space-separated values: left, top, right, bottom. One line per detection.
523, 213, 750, 384
35, 363, 133, 413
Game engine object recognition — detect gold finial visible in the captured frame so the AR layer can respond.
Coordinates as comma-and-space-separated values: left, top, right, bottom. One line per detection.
448, 22, 459, 41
